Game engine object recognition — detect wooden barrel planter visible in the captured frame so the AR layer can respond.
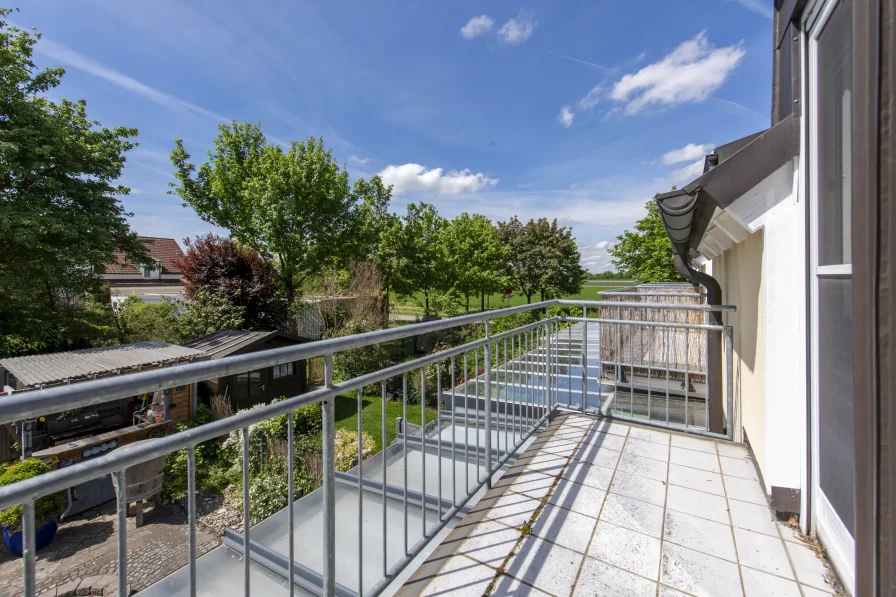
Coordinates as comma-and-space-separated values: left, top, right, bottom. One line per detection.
110, 440, 165, 527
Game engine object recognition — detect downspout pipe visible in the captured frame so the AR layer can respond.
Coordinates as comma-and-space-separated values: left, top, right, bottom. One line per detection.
674, 254, 725, 434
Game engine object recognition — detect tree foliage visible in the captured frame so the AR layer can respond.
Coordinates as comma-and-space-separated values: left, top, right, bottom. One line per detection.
608, 201, 682, 282
179, 233, 282, 330
440, 213, 507, 313
498, 217, 586, 303
170, 126, 358, 310
0, 10, 147, 355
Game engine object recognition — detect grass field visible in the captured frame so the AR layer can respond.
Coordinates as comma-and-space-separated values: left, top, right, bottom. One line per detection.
333, 393, 439, 452
391, 280, 637, 316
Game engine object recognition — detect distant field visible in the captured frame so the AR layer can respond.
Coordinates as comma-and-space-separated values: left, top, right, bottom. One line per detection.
391, 280, 636, 316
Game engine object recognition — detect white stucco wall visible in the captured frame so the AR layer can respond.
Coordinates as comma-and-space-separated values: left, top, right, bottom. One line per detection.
712, 159, 807, 505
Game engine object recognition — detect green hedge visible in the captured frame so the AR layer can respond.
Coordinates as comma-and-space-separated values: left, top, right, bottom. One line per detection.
0, 459, 65, 531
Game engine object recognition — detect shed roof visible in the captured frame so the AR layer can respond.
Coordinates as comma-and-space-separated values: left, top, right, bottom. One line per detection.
183, 330, 304, 360
0, 342, 205, 388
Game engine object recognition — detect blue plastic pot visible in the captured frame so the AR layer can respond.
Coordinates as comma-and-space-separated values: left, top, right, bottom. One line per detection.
2, 518, 59, 556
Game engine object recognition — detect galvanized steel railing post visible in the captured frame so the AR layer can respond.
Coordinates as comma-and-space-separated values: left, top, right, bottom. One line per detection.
484, 321, 492, 486
322, 354, 336, 597
582, 307, 588, 414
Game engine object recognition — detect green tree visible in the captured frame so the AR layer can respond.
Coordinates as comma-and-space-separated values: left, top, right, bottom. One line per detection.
382, 203, 446, 316
116, 297, 182, 344
170, 127, 356, 313
440, 213, 507, 313
608, 201, 682, 282
0, 11, 148, 355
498, 217, 586, 302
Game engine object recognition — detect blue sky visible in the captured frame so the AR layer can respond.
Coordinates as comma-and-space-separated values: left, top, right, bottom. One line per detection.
24, 0, 772, 272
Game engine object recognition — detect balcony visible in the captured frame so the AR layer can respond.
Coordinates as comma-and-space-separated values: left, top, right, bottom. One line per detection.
0, 296, 819, 597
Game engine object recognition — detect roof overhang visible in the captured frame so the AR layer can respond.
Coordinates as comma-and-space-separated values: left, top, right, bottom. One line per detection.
655, 113, 800, 260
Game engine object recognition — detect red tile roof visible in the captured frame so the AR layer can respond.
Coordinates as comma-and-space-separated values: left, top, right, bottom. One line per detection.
104, 237, 185, 275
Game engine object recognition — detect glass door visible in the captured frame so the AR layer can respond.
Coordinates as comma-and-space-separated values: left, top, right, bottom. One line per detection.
807, 0, 855, 588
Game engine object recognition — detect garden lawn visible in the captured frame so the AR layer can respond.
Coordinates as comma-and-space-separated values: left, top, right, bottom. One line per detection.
334, 393, 439, 452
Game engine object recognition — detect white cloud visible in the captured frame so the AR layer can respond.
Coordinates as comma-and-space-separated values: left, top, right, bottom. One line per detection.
348, 155, 369, 165
378, 164, 498, 195
610, 31, 745, 114
35, 38, 229, 122
662, 142, 714, 165
498, 10, 536, 45
667, 158, 705, 186
558, 105, 575, 128
460, 15, 495, 39
596, 241, 616, 250
577, 85, 603, 110
727, 0, 773, 18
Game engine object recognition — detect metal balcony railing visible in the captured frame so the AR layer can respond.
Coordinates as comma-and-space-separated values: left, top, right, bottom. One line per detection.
0, 299, 734, 597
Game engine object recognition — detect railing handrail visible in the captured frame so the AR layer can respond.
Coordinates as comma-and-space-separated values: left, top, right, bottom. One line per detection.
0, 299, 734, 425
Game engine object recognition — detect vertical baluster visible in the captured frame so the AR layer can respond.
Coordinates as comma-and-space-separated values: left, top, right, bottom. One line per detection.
381, 381, 387, 578
287, 413, 295, 597
357, 388, 363, 594
475, 345, 481, 483
616, 306, 622, 416
449, 357, 456, 507
630, 320, 634, 418
648, 325, 654, 424
463, 352, 469, 494
188, 446, 197, 597
22, 502, 35, 597
685, 326, 690, 427
115, 469, 128, 597
322, 355, 336, 597
568, 322, 572, 407
484, 322, 492, 483
402, 373, 408, 555
437, 360, 442, 520
242, 428, 250, 596
582, 307, 588, 414
420, 369, 426, 534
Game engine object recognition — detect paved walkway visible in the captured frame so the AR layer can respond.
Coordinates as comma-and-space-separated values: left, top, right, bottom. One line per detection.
0, 500, 219, 597
403, 413, 844, 597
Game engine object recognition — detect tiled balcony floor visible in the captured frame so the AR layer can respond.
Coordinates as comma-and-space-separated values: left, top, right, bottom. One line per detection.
400, 413, 839, 597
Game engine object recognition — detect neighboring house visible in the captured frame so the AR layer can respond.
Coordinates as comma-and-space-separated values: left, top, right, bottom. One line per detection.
654, 0, 892, 592
184, 330, 309, 411
103, 236, 186, 306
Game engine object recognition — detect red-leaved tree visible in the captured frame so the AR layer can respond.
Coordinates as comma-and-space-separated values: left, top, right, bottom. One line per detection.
178, 234, 283, 331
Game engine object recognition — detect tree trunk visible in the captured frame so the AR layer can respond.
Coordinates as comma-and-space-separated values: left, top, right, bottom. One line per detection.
283, 274, 296, 331
526, 293, 532, 304
465, 292, 470, 314
540, 289, 545, 302
480, 291, 485, 312
425, 291, 430, 316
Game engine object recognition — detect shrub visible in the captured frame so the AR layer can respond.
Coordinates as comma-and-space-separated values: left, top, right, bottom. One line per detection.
248, 471, 289, 524
0, 460, 64, 531
334, 429, 376, 471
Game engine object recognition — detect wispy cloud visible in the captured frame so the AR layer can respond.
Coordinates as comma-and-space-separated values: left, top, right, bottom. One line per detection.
667, 159, 705, 186
378, 164, 498, 195
577, 85, 603, 111
558, 105, 575, 128
595, 241, 616, 250
35, 38, 230, 123
498, 10, 536, 45
348, 155, 370, 165
662, 142, 714, 164
460, 15, 495, 39
548, 51, 612, 72
610, 31, 746, 114
726, 0, 773, 18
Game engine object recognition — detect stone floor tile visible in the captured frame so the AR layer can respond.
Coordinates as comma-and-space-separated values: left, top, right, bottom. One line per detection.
572, 444, 621, 469
741, 566, 802, 597
660, 542, 744, 597
669, 447, 721, 474
670, 435, 717, 455
573, 557, 657, 597
626, 427, 671, 446
609, 471, 667, 507
799, 584, 836, 596
668, 465, 725, 497
581, 430, 627, 452
420, 555, 494, 597
734, 527, 794, 580
506, 536, 583, 597
728, 499, 778, 537
775, 519, 803, 544
617, 452, 669, 482
623, 438, 670, 462
458, 520, 522, 566
665, 485, 729, 525
719, 456, 759, 481
484, 493, 542, 528
658, 586, 693, 597
549, 478, 608, 518
541, 443, 579, 458
599, 493, 665, 539
531, 503, 598, 553
490, 575, 553, 596
511, 472, 557, 500
562, 460, 615, 491
591, 419, 630, 437
525, 453, 569, 476
724, 476, 768, 506
587, 521, 661, 580
716, 443, 750, 458
784, 540, 836, 592
663, 510, 737, 562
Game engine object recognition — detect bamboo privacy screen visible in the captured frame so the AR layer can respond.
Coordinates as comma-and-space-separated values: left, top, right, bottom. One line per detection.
598, 285, 707, 382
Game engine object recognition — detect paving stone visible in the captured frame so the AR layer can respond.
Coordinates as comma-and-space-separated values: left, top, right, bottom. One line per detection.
661, 542, 744, 597
588, 521, 661, 580
55, 578, 82, 597
506, 536, 583, 597
574, 557, 656, 597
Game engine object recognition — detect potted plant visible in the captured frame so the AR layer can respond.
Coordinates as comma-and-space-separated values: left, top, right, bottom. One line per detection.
0, 459, 65, 555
